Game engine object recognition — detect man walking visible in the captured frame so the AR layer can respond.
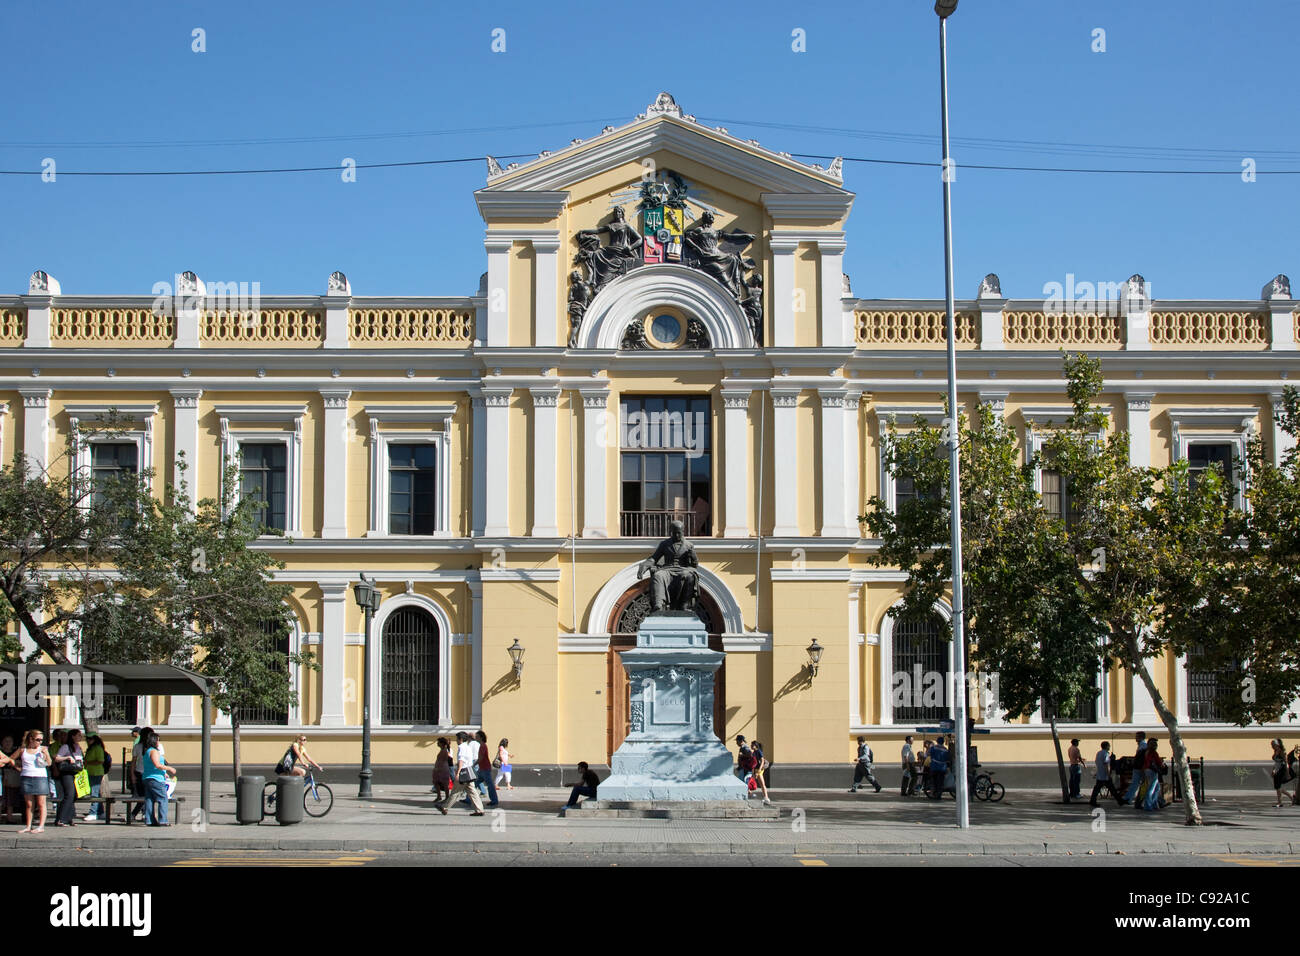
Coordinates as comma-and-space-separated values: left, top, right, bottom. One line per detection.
475, 730, 499, 808
1089, 741, 1123, 807
901, 735, 917, 796
1123, 732, 1147, 804
849, 736, 882, 793
451, 731, 484, 815
1068, 738, 1084, 800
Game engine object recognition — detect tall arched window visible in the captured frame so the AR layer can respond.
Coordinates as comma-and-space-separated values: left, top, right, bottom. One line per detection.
892, 614, 951, 724
381, 606, 440, 724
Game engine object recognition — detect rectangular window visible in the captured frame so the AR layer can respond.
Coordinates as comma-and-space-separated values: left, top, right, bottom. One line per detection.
1187, 644, 1237, 723
238, 442, 288, 532
1040, 466, 1082, 529
1187, 443, 1235, 500
619, 395, 711, 536
388, 443, 438, 535
239, 620, 291, 725
89, 442, 139, 526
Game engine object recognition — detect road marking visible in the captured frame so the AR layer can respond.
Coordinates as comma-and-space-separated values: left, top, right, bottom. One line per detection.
1210, 855, 1300, 868
170, 855, 376, 867
798, 858, 829, 866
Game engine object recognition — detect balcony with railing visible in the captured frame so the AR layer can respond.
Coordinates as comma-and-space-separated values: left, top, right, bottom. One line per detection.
619, 509, 708, 538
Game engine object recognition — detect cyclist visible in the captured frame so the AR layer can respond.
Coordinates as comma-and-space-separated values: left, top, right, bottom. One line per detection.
276, 734, 323, 778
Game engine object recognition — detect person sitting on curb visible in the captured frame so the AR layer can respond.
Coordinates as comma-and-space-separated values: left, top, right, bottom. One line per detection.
849, 736, 882, 793
564, 761, 600, 809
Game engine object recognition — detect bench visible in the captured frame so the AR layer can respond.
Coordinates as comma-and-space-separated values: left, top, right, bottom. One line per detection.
50, 795, 115, 824
122, 795, 185, 825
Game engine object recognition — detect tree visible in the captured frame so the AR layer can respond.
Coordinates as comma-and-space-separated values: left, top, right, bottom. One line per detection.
1160, 386, 1300, 729
862, 398, 1106, 803
0, 424, 162, 734
93, 460, 311, 782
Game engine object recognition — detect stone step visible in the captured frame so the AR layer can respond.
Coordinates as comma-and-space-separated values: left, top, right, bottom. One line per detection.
561, 801, 780, 820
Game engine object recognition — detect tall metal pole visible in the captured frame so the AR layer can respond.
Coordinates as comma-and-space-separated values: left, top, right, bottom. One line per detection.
939, 7, 970, 828
359, 601, 374, 798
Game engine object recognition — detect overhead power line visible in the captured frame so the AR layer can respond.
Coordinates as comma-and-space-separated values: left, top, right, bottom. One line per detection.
0, 154, 534, 177
793, 154, 1300, 175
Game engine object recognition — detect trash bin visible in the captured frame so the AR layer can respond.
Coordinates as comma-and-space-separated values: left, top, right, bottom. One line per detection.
236, 775, 265, 825
275, 775, 304, 825
1189, 759, 1205, 803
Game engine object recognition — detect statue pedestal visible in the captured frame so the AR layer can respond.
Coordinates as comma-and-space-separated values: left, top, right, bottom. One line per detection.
596, 612, 748, 802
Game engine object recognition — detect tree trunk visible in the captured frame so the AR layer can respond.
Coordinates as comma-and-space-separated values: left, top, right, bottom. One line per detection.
15, 606, 100, 735
1127, 636, 1202, 825
231, 712, 242, 784
1049, 712, 1071, 803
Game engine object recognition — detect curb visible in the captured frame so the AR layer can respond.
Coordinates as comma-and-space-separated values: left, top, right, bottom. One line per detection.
5, 837, 1295, 855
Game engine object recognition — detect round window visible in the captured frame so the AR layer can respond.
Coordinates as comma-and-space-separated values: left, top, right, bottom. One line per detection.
650, 313, 682, 344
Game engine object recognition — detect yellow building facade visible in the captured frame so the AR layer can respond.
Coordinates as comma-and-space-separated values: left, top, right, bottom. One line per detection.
3, 93, 1298, 775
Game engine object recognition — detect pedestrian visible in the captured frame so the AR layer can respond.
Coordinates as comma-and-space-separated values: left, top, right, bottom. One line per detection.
47, 729, 65, 808
1290, 744, 1300, 807
474, 730, 499, 808
849, 736, 882, 793
431, 737, 453, 815
1140, 738, 1166, 811
0, 735, 18, 824
750, 740, 772, 806
1122, 732, 1147, 804
140, 729, 177, 826
82, 735, 107, 821
563, 761, 600, 808
919, 739, 934, 797
494, 738, 514, 791
1067, 738, 1084, 800
901, 735, 917, 796
734, 735, 753, 780
1270, 738, 1288, 807
1089, 741, 1123, 807
453, 731, 484, 815
128, 726, 147, 822
53, 728, 85, 827
926, 737, 949, 799
14, 729, 51, 833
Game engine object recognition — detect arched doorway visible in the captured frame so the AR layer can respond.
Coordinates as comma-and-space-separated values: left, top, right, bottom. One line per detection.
380, 606, 440, 724
606, 583, 725, 760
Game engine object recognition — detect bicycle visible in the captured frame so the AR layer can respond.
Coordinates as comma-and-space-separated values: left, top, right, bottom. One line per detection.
263, 768, 334, 818
972, 770, 1005, 802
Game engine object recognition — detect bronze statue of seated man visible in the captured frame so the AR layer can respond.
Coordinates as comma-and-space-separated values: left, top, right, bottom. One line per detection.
637, 520, 699, 612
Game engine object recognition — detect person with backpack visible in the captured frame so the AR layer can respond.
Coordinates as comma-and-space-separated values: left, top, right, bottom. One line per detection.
849, 736, 882, 793
735, 735, 755, 782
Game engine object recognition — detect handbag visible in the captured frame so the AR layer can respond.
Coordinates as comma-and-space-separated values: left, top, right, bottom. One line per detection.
73, 769, 91, 799
492, 756, 502, 769
457, 768, 473, 784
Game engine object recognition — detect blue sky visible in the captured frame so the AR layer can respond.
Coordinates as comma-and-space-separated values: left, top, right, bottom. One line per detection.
2, 0, 1297, 301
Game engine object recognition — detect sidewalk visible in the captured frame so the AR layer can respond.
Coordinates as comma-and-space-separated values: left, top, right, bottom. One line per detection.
6, 784, 1299, 857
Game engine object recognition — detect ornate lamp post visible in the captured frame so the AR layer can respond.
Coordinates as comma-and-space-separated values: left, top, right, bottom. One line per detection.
507, 639, 525, 679
806, 639, 824, 679
352, 573, 381, 799
936, 0, 971, 827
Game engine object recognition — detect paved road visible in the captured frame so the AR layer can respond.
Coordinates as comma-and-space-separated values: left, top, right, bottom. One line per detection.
10, 847, 1298, 868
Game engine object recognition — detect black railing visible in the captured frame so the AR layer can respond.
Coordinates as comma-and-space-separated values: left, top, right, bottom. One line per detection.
620, 509, 704, 537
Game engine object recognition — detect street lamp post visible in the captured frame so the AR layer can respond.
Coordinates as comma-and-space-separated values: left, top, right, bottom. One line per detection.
353, 573, 381, 799
936, 0, 971, 828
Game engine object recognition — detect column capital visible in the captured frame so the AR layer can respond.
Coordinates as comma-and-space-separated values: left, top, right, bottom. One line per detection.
720, 389, 752, 410
1124, 392, 1155, 411
978, 390, 1009, 413
580, 389, 610, 409
529, 386, 561, 407
170, 388, 203, 408
319, 388, 352, 408
819, 390, 847, 408
481, 387, 513, 407
770, 388, 801, 408
19, 388, 51, 408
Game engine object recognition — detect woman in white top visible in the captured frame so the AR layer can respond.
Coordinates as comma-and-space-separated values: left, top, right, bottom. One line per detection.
12, 729, 52, 833
494, 739, 514, 790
